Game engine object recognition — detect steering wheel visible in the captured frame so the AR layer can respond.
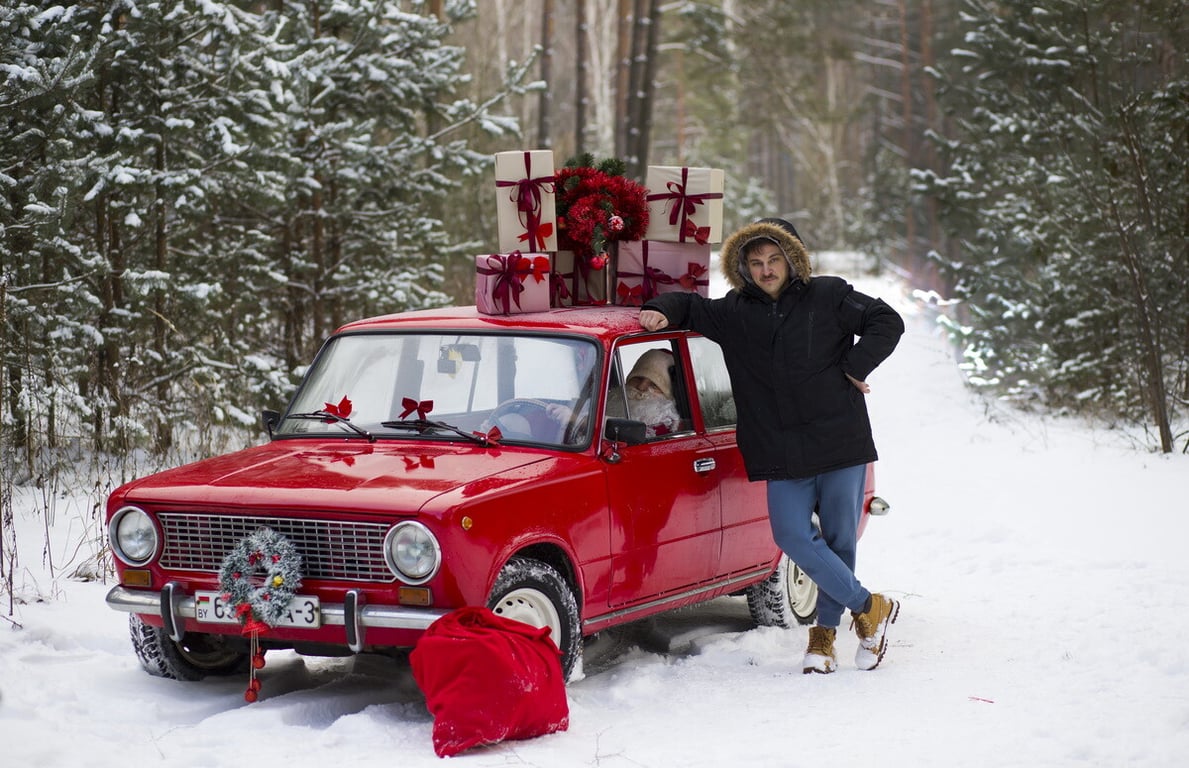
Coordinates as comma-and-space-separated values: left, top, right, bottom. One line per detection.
484, 399, 563, 443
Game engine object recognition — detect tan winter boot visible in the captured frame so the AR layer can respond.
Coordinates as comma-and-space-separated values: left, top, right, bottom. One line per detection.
852, 593, 900, 670
802, 626, 837, 674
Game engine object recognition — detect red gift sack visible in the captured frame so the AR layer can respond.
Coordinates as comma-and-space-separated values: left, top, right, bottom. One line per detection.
410, 606, 569, 757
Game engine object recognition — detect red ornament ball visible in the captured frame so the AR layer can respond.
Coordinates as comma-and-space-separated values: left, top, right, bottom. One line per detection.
245, 688, 258, 703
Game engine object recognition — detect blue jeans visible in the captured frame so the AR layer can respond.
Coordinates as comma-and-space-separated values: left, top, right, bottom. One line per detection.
766, 465, 870, 629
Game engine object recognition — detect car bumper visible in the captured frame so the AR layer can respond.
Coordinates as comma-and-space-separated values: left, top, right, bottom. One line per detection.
106, 583, 449, 653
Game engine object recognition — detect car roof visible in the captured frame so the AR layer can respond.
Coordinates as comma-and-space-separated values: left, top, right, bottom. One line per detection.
335, 305, 651, 342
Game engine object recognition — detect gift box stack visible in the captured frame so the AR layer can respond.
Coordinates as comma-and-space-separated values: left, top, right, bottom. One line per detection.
477, 149, 725, 315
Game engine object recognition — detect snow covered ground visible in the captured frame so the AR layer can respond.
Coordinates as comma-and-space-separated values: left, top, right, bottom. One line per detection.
2, 259, 1187, 767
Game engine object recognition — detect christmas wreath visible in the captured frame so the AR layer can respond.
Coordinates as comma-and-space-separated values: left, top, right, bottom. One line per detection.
218, 527, 304, 631
555, 154, 649, 268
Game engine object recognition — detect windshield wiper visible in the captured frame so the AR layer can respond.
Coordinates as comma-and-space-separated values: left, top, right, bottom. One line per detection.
380, 418, 501, 447
287, 411, 376, 442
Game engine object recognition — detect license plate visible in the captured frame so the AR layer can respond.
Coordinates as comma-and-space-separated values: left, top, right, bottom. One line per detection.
194, 591, 322, 629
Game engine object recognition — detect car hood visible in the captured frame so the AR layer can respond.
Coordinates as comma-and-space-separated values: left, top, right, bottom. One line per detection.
113, 439, 559, 516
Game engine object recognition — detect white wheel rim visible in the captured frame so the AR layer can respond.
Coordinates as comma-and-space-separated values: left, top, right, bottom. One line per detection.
788, 563, 818, 616
492, 586, 563, 639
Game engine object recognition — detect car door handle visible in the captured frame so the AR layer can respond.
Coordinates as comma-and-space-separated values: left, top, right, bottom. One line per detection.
693, 458, 716, 473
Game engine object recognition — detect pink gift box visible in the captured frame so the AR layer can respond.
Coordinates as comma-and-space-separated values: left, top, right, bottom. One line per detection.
475, 252, 552, 315
494, 150, 559, 253
643, 165, 725, 244
551, 250, 612, 307
614, 240, 711, 306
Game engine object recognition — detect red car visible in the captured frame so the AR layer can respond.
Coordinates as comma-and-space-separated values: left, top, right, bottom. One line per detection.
105, 305, 888, 680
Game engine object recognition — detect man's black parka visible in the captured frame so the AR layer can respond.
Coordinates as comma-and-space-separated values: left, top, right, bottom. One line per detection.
642, 218, 904, 481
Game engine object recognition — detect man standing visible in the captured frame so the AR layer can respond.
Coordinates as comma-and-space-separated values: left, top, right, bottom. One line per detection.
639, 218, 904, 673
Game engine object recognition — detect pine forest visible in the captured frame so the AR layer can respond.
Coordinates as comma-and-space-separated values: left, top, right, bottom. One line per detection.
2, 0, 1185, 499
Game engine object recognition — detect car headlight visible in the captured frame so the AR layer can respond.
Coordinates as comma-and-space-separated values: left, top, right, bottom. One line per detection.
109, 506, 160, 566
384, 521, 440, 584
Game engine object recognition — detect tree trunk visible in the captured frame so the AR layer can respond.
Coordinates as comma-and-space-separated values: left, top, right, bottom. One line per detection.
537, 0, 554, 148
311, 182, 325, 359
624, 0, 649, 168
897, 0, 916, 261
96, 190, 126, 454
153, 137, 172, 452
614, 0, 631, 157
1113, 111, 1173, 452
1112, 205, 1172, 452
575, 0, 588, 155
920, 0, 941, 245
629, 0, 661, 178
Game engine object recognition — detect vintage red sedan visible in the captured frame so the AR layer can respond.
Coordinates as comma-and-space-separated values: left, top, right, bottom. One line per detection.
105, 304, 887, 680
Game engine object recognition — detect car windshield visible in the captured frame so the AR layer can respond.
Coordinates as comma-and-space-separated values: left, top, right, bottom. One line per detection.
278, 331, 600, 448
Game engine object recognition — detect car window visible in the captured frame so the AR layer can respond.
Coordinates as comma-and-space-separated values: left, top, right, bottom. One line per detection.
688, 336, 735, 429
605, 340, 689, 439
280, 332, 598, 448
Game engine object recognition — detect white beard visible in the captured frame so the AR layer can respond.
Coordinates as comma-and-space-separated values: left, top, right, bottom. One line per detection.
626, 390, 681, 436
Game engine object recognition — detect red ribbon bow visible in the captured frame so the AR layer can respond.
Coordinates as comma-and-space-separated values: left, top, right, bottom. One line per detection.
472, 426, 503, 445
525, 254, 550, 283
518, 221, 554, 252
680, 218, 712, 245
678, 262, 709, 292
322, 396, 352, 422
616, 281, 644, 306
400, 397, 434, 420
496, 151, 555, 251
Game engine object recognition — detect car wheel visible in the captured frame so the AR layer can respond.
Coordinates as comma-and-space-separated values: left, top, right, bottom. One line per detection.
128, 615, 249, 680
487, 557, 582, 681
746, 554, 818, 628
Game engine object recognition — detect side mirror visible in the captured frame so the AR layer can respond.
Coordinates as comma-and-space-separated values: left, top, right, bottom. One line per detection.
261, 409, 280, 439
603, 418, 647, 446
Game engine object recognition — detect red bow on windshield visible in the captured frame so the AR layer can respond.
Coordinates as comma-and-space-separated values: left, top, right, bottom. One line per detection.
400, 397, 434, 420
322, 396, 352, 423
472, 426, 503, 445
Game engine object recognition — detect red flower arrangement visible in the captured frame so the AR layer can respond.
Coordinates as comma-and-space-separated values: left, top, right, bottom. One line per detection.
555, 156, 649, 269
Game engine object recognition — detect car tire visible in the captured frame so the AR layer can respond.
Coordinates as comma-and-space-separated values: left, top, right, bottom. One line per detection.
128, 615, 249, 680
746, 554, 818, 628
487, 557, 582, 681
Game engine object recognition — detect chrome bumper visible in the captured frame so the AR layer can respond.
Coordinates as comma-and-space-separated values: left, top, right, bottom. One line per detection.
106, 583, 449, 653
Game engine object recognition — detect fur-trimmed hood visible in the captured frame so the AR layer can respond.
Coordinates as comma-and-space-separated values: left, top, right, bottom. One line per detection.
719, 218, 812, 292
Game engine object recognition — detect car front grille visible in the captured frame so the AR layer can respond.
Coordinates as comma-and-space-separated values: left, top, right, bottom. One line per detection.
158, 513, 395, 582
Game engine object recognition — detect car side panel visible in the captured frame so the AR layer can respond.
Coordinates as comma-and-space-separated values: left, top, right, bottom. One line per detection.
603, 433, 722, 606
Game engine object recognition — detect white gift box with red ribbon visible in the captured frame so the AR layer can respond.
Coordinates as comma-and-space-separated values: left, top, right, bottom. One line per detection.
643, 165, 725, 244
494, 150, 559, 253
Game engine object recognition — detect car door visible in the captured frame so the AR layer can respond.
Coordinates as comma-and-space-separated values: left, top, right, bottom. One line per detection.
602, 338, 722, 606
686, 335, 776, 576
